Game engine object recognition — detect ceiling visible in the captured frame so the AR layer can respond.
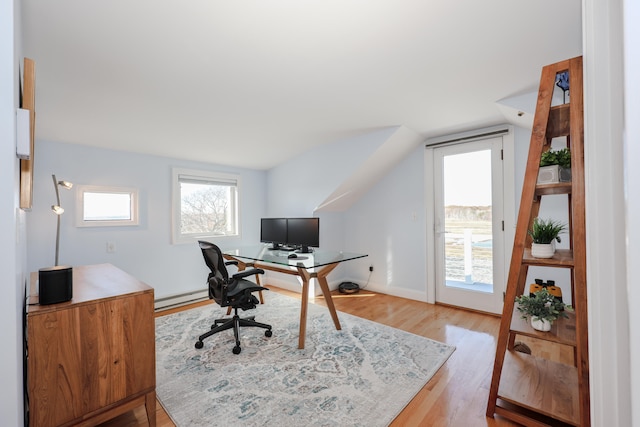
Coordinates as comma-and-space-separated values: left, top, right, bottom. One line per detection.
21, 0, 582, 170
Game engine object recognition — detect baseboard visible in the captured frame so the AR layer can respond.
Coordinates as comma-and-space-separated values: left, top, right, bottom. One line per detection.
348, 279, 429, 303
155, 289, 209, 311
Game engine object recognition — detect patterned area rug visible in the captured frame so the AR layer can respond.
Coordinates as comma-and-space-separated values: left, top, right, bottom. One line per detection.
155, 292, 455, 427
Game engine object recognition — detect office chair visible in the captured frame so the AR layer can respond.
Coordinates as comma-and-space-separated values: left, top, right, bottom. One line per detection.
195, 241, 272, 354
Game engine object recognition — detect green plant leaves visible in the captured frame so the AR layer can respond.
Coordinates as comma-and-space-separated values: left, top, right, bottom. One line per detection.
515, 288, 573, 323
528, 217, 567, 244
540, 147, 571, 168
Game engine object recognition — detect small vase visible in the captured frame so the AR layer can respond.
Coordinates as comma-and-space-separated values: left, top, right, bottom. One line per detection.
531, 317, 551, 332
531, 242, 555, 258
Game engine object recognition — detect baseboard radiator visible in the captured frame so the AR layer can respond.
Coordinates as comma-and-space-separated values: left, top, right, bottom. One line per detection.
154, 289, 209, 311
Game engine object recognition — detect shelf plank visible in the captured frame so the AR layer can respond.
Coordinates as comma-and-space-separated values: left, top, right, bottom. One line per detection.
494, 403, 560, 427
535, 182, 572, 196
522, 248, 574, 267
497, 351, 579, 426
511, 307, 577, 347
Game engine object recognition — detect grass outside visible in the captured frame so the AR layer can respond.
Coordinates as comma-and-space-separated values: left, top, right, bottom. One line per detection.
444, 218, 493, 284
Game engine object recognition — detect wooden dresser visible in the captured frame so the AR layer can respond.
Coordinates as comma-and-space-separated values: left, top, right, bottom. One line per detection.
27, 264, 156, 427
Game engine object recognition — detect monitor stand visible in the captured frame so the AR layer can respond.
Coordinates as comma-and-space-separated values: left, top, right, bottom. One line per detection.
270, 243, 295, 251
298, 246, 313, 254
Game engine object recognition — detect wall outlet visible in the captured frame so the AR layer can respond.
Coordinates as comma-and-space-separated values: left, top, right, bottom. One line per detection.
107, 242, 116, 253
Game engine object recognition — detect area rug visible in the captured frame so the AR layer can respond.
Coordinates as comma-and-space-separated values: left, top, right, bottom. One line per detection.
155, 292, 455, 427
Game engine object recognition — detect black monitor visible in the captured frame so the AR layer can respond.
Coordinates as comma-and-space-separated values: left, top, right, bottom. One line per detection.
286, 217, 320, 253
260, 218, 288, 249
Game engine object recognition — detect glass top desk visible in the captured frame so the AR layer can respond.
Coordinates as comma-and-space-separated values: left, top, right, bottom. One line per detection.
223, 245, 367, 349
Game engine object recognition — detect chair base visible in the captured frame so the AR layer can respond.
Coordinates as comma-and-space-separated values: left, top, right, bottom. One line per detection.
195, 308, 272, 354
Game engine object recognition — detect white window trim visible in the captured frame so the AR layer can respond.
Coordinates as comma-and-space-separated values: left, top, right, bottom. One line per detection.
76, 185, 139, 227
171, 167, 241, 245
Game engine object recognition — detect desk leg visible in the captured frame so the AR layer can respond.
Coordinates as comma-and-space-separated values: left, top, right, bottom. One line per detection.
297, 267, 311, 349
296, 263, 341, 349
316, 263, 341, 331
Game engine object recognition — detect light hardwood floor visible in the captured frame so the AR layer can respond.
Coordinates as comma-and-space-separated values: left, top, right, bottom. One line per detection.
99, 286, 573, 426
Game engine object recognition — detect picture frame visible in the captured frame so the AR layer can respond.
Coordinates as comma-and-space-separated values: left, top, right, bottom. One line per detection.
20, 58, 35, 210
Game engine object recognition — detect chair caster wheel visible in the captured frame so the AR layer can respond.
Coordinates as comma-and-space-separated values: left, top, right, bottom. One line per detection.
195, 341, 204, 349
233, 346, 241, 354
265, 330, 273, 337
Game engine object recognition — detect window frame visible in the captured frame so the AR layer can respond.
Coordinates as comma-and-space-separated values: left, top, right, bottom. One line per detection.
171, 167, 241, 244
76, 185, 139, 227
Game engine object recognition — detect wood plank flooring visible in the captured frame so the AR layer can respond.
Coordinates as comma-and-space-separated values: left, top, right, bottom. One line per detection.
99, 286, 573, 426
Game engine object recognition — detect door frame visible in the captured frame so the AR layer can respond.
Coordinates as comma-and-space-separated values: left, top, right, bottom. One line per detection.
424, 125, 515, 313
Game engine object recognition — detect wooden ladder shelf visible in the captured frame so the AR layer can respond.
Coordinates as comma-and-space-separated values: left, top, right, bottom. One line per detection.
486, 56, 589, 426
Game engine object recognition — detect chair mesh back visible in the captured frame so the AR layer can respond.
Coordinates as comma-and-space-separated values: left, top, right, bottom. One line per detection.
199, 241, 230, 302
199, 241, 229, 280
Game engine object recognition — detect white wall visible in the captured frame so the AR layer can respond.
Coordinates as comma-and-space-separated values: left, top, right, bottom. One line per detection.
266, 126, 398, 218
264, 127, 401, 292
264, 124, 533, 302
1, 0, 26, 424
584, 0, 633, 424
343, 143, 428, 300
25, 127, 412, 302
624, 0, 640, 421
27, 141, 268, 300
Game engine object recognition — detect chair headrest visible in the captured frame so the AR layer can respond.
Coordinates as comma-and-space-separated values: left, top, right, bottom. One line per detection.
199, 240, 214, 250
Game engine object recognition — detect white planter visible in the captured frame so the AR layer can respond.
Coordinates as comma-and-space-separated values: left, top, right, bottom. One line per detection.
537, 165, 572, 184
531, 317, 552, 332
537, 165, 560, 184
531, 242, 555, 258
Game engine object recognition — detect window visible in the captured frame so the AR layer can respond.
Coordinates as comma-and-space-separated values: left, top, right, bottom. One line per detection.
76, 185, 139, 227
172, 168, 240, 244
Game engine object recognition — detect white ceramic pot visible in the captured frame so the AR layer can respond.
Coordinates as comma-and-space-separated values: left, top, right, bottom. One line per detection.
531, 242, 555, 258
531, 317, 552, 332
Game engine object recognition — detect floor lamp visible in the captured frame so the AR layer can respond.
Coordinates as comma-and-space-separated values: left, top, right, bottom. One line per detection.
51, 174, 73, 266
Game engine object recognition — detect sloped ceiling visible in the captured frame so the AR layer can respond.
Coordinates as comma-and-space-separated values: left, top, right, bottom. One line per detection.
22, 0, 582, 170
316, 126, 422, 212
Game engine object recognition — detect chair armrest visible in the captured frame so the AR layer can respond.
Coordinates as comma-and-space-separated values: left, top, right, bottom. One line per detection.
224, 260, 239, 267
232, 268, 265, 280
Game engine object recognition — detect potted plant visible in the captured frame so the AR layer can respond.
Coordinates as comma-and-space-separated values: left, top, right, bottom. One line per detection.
515, 288, 573, 331
538, 147, 571, 183
528, 217, 567, 258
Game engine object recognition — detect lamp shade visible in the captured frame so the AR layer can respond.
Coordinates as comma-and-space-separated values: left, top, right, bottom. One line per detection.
58, 180, 73, 190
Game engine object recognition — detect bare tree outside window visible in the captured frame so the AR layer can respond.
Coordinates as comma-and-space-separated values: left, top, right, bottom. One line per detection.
180, 183, 232, 235
172, 168, 240, 244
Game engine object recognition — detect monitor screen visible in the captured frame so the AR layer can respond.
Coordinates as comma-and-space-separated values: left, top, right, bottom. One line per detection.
286, 217, 320, 252
260, 218, 288, 248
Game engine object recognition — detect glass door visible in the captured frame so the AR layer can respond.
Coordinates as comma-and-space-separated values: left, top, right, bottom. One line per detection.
433, 137, 505, 314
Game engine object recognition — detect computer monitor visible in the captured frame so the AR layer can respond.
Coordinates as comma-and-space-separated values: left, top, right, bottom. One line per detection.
260, 218, 288, 249
286, 217, 320, 253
